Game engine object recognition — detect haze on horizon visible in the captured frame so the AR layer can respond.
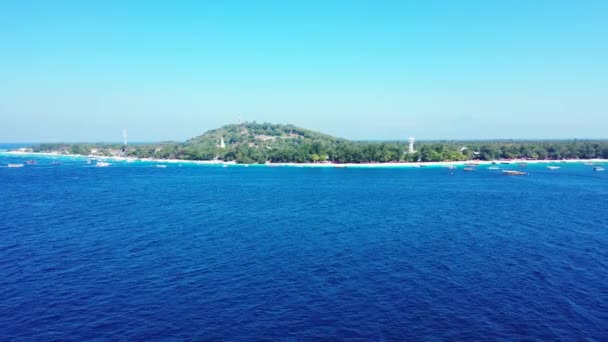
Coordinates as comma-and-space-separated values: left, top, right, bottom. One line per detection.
0, 1, 606, 143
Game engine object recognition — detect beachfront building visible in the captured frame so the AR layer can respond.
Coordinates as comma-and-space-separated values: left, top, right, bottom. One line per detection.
408, 137, 415, 153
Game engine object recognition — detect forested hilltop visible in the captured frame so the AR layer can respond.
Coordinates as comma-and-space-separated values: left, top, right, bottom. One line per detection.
31, 122, 608, 163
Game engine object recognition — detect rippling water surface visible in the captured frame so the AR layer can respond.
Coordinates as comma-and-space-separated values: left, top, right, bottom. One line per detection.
1, 153, 607, 340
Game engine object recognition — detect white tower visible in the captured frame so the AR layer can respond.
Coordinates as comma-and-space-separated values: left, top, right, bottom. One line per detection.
408, 137, 415, 153
123, 129, 128, 146
219, 136, 226, 149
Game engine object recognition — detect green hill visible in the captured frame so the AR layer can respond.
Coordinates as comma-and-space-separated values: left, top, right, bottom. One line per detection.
175, 122, 348, 163
186, 122, 345, 148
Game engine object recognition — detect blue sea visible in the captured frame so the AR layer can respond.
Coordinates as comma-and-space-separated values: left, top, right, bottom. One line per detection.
1, 150, 607, 340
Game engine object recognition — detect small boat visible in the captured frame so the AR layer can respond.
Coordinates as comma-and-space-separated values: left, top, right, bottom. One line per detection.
488, 166, 500, 170
500, 162, 511, 165
584, 162, 594, 166
463, 167, 475, 171
594, 167, 605, 172
503, 170, 527, 176
547, 166, 560, 170
51, 161, 61, 165
24, 159, 36, 165
96, 161, 111, 167
519, 163, 527, 167
465, 163, 478, 166
156, 164, 167, 168
7, 163, 24, 168
445, 165, 456, 170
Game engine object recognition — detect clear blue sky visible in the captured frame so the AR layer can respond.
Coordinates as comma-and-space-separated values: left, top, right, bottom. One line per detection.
1, 1, 606, 142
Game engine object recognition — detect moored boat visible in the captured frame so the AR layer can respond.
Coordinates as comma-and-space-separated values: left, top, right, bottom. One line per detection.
594, 167, 605, 171
96, 161, 111, 167
547, 166, 560, 170
7, 163, 24, 168
502, 170, 527, 175
463, 167, 475, 171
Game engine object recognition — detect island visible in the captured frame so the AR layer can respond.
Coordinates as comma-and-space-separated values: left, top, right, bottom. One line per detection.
14, 122, 608, 164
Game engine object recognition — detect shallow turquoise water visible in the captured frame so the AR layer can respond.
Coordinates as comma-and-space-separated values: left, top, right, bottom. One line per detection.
1, 152, 607, 339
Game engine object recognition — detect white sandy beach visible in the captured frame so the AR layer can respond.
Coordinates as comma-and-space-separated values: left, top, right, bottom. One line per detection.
2, 150, 607, 168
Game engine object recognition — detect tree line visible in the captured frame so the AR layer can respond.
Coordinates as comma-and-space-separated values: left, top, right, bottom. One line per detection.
32, 140, 608, 164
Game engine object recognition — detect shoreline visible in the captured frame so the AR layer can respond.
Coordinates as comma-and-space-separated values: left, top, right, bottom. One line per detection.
2, 151, 607, 168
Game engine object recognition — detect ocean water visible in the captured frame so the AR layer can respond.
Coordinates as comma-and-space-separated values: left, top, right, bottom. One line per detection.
0, 143, 34, 152
1, 152, 607, 340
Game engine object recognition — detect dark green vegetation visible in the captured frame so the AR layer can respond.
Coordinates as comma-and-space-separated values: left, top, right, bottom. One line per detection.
32, 122, 608, 163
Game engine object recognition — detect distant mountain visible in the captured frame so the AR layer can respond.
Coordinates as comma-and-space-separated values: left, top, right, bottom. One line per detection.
185, 122, 345, 148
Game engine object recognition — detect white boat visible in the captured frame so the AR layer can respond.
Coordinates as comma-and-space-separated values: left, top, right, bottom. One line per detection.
445, 165, 456, 170
594, 167, 605, 172
156, 164, 167, 168
488, 166, 500, 170
547, 166, 560, 170
96, 162, 111, 167
502, 170, 527, 176
7, 163, 24, 168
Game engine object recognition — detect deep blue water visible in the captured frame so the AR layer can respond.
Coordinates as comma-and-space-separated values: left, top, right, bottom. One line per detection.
1, 152, 607, 340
